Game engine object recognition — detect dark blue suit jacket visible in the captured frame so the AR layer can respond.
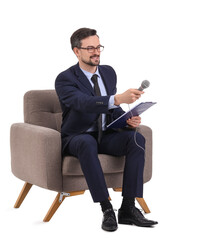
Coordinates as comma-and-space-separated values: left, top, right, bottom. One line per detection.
55, 63, 125, 153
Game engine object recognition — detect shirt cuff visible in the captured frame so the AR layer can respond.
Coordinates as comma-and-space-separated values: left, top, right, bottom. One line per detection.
108, 95, 119, 109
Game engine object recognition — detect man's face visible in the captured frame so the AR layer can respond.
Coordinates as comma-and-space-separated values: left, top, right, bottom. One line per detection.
75, 35, 101, 67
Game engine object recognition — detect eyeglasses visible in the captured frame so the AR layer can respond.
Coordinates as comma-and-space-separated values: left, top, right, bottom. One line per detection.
78, 45, 104, 53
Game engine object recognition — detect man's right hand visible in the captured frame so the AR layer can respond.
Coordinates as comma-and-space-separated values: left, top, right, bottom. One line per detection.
114, 89, 144, 105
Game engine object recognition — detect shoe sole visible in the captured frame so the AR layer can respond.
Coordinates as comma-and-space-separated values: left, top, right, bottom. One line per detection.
118, 219, 158, 227
102, 225, 118, 231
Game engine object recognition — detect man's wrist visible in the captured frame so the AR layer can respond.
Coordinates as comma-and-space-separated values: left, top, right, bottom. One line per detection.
114, 94, 121, 106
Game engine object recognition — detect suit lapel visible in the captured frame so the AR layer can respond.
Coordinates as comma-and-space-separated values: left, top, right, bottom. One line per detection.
98, 66, 111, 95
74, 63, 95, 95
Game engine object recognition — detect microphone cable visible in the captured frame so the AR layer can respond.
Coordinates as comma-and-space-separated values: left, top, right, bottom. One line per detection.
126, 81, 150, 153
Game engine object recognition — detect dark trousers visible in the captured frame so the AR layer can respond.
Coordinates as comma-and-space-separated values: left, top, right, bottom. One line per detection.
66, 129, 145, 202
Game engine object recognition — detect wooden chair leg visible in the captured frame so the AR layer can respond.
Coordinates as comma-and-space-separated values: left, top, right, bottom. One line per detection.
43, 190, 85, 222
14, 182, 32, 208
136, 197, 151, 213
113, 188, 122, 192
43, 193, 63, 222
113, 188, 151, 213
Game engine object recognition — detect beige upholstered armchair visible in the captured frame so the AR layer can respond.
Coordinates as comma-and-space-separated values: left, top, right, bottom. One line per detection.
10, 90, 153, 222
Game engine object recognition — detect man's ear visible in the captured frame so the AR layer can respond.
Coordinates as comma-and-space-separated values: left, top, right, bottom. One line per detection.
73, 47, 79, 57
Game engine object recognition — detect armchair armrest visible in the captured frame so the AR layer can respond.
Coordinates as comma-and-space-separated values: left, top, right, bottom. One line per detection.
10, 123, 62, 192
137, 125, 152, 183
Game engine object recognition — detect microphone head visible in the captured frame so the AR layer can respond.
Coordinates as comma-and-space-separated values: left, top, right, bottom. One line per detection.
141, 80, 150, 89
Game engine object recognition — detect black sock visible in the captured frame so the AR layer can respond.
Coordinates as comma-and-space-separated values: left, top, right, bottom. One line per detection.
120, 197, 135, 210
100, 199, 113, 212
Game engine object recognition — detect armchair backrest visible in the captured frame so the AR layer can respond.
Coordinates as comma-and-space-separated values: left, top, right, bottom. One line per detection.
24, 90, 62, 132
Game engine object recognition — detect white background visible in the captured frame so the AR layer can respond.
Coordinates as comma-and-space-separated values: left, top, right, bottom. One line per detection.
1, 0, 203, 239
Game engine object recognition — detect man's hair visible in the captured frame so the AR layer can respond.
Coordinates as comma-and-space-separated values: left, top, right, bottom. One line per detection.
70, 28, 98, 50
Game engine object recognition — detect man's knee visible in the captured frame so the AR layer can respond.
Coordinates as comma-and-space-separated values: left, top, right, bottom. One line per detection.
126, 131, 145, 149
134, 132, 145, 146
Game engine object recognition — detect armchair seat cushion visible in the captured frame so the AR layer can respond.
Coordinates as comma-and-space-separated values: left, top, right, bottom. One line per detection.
62, 154, 125, 176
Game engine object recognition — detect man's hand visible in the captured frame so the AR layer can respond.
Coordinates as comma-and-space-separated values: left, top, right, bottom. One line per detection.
114, 89, 144, 105
126, 116, 141, 128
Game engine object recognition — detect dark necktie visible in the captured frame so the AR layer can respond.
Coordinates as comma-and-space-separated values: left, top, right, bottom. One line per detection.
91, 74, 103, 143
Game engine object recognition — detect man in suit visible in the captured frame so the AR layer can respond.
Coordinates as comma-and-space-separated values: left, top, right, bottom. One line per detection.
55, 28, 157, 231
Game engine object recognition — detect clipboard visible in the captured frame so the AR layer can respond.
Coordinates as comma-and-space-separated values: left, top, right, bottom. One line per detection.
107, 102, 157, 129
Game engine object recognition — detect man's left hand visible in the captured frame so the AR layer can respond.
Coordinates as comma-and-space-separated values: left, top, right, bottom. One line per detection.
126, 116, 141, 128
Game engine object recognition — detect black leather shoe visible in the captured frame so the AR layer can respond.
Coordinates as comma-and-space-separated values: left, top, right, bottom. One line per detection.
118, 206, 158, 227
102, 209, 118, 231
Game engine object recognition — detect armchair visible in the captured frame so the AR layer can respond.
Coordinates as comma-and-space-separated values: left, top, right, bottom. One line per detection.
10, 90, 153, 222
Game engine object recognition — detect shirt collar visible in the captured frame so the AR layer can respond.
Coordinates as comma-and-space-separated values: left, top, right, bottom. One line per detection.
80, 66, 101, 80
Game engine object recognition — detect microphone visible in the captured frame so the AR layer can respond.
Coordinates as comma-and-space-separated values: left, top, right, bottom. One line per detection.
138, 80, 150, 91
